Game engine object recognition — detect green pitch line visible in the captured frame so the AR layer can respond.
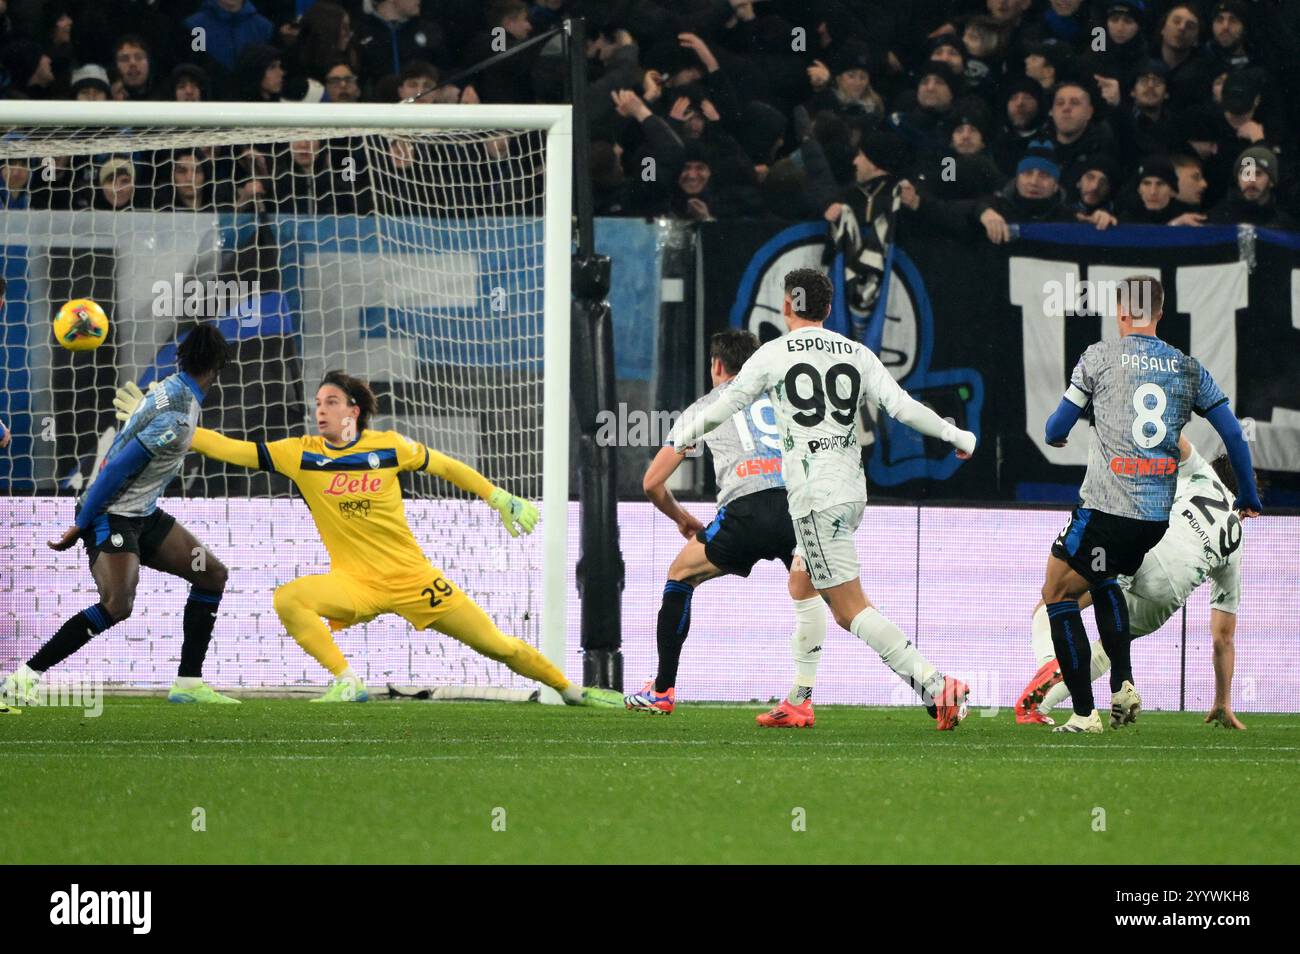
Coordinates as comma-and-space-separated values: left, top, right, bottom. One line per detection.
1, 701, 1295, 864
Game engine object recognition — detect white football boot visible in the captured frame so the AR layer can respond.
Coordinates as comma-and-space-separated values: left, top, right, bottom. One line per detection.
1110, 681, 1141, 728
1052, 709, 1104, 734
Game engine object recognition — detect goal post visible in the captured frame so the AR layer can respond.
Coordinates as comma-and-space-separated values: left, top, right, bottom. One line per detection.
0, 100, 572, 697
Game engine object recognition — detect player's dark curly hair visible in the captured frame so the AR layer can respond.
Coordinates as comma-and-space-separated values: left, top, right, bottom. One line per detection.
320, 370, 378, 432
783, 268, 833, 321
176, 322, 231, 377
711, 329, 759, 376
1210, 453, 1265, 500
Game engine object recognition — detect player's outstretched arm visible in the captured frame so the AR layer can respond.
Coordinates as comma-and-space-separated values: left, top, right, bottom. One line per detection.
189, 427, 261, 469
865, 353, 975, 455
670, 359, 770, 451
888, 392, 977, 457
419, 448, 538, 537
114, 381, 262, 466
1203, 403, 1263, 516
1205, 609, 1245, 729
0, 417, 10, 449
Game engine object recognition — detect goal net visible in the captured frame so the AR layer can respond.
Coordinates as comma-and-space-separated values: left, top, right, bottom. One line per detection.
0, 101, 572, 697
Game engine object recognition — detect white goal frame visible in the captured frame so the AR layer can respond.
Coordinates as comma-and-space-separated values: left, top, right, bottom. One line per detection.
0, 100, 573, 700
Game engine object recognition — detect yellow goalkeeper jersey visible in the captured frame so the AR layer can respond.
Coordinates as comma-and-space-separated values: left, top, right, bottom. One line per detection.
191, 428, 495, 581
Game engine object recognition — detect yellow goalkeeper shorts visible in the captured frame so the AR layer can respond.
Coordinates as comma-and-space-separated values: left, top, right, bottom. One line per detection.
309, 567, 470, 633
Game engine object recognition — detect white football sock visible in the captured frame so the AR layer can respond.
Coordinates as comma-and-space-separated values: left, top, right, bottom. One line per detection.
850, 607, 945, 703
173, 676, 203, 689
16, 664, 42, 679
1030, 604, 1055, 664
787, 596, 826, 704
560, 683, 585, 704
1041, 640, 1112, 711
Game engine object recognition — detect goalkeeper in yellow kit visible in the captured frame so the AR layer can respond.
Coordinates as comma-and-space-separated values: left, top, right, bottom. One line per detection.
117, 370, 619, 706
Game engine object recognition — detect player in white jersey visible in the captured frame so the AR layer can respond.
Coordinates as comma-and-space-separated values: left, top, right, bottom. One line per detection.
626, 330, 826, 726
1017, 438, 1249, 728
671, 268, 978, 729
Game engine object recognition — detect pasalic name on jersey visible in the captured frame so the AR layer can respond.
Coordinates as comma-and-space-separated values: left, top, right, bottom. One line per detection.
1119, 353, 1180, 373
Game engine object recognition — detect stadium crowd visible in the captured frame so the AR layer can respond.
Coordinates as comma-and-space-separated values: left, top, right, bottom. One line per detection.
0, 0, 1297, 235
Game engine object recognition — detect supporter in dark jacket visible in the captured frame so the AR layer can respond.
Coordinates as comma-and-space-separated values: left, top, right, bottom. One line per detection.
1172, 152, 1209, 209
1150, 3, 1204, 107
668, 141, 761, 221
1018, 0, 1093, 54
1082, 1, 1150, 98
590, 140, 631, 216
1185, 1, 1263, 102
170, 63, 211, 102
155, 151, 215, 212
1023, 39, 1077, 97
610, 86, 686, 216
93, 158, 141, 210
888, 65, 960, 164
236, 44, 284, 103
1172, 67, 1283, 208
1064, 154, 1121, 220
1112, 60, 1183, 160
355, 0, 446, 82
1116, 155, 1204, 224
0, 38, 53, 100
1207, 145, 1297, 227
991, 75, 1046, 175
463, 0, 539, 104
762, 112, 858, 222
959, 15, 1009, 108
927, 34, 967, 84
910, 110, 1002, 202
796, 39, 885, 141
184, 0, 272, 74
1042, 79, 1120, 175
288, 2, 359, 88
112, 34, 163, 102
974, 144, 1081, 243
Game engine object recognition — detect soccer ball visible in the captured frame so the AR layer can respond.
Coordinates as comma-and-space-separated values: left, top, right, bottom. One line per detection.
53, 299, 110, 352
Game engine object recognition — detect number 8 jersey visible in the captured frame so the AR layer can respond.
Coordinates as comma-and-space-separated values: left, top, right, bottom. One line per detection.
1066, 335, 1227, 522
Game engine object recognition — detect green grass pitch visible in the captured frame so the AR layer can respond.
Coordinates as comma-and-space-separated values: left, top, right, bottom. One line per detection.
2, 699, 1295, 864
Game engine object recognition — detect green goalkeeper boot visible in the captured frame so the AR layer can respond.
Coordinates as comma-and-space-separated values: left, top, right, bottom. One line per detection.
576, 687, 623, 708
310, 678, 369, 703
167, 681, 241, 704
1, 669, 40, 707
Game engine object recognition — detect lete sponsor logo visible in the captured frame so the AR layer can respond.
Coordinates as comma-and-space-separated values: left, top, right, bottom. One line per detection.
324, 473, 382, 496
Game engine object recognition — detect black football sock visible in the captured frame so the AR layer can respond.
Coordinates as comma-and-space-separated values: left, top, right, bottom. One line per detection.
653, 580, 694, 693
1091, 579, 1133, 693
1046, 600, 1094, 716
179, 586, 223, 678
28, 603, 116, 671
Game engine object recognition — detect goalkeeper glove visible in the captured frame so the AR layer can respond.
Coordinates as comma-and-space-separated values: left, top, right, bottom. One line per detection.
488, 487, 539, 537
113, 381, 158, 422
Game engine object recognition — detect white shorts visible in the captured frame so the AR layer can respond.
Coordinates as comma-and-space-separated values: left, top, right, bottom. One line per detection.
793, 501, 865, 589
1118, 562, 1179, 637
